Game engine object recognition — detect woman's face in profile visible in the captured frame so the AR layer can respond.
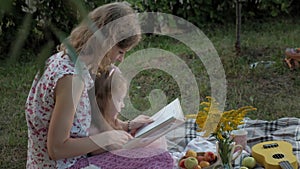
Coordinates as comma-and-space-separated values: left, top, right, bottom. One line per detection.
108, 45, 130, 63
81, 45, 129, 73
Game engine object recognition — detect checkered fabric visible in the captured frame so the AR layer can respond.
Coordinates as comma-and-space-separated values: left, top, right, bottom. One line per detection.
240, 117, 300, 168
179, 117, 300, 169
184, 118, 199, 146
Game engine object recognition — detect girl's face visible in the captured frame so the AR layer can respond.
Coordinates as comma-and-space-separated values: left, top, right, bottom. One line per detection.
107, 89, 126, 120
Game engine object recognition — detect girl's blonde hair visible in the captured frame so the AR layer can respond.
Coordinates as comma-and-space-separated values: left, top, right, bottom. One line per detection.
92, 66, 127, 130
60, 2, 141, 71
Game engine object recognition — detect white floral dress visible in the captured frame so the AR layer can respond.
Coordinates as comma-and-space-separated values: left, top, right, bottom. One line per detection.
25, 51, 94, 168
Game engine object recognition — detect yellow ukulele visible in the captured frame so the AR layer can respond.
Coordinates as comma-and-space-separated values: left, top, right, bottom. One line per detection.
252, 141, 299, 169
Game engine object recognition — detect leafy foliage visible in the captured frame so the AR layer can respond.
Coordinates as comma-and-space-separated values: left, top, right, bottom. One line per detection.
0, 0, 26, 60
0, 0, 298, 62
1, 17, 300, 168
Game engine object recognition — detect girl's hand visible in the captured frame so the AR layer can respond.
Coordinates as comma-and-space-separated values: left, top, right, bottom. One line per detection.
89, 130, 133, 151
130, 115, 153, 135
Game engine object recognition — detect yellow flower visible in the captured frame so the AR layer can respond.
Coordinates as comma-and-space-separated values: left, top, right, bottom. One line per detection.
196, 96, 257, 141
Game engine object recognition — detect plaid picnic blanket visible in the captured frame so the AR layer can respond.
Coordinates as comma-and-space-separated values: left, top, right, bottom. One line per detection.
242, 117, 300, 157
170, 117, 300, 169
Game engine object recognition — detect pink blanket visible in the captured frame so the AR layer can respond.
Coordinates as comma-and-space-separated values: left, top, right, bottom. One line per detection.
70, 148, 174, 169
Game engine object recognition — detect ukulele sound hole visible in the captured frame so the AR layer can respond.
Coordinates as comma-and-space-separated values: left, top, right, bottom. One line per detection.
272, 153, 284, 159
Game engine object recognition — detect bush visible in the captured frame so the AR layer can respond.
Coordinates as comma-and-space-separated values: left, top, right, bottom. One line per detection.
0, 0, 26, 60
0, 0, 298, 62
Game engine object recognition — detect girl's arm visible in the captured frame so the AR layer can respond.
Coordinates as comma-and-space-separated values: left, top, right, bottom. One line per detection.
47, 75, 131, 160
117, 115, 153, 135
117, 119, 129, 132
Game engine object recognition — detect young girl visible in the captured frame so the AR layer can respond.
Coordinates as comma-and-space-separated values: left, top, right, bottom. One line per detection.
92, 66, 168, 148
25, 2, 157, 168
71, 66, 173, 168
88, 66, 130, 147
92, 67, 128, 132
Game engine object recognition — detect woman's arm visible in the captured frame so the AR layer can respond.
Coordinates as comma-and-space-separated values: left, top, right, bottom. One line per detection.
47, 75, 132, 160
47, 75, 99, 160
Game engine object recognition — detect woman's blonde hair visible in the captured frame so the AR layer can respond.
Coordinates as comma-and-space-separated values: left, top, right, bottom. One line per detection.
60, 2, 141, 71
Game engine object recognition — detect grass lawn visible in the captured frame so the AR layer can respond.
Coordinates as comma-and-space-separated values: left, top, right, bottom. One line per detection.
1, 17, 300, 168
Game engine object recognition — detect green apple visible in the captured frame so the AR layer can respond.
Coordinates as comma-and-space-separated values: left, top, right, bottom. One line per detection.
184, 157, 198, 169
242, 157, 256, 169
240, 167, 249, 169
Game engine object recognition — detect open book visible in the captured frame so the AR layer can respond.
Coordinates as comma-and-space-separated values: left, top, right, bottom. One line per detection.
123, 98, 185, 149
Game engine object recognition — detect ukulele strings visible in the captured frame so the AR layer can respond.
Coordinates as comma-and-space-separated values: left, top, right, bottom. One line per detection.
268, 142, 294, 169
270, 143, 292, 169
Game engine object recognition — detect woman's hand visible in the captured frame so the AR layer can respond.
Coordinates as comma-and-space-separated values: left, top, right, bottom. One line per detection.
130, 115, 153, 135
89, 130, 133, 151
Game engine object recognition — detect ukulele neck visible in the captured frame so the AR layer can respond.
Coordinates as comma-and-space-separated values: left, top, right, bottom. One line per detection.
279, 161, 294, 169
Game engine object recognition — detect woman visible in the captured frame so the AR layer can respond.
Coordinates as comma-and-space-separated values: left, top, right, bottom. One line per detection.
25, 2, 167, 168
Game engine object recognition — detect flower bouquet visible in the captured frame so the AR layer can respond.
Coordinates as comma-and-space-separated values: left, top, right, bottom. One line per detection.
195, 96, 257, 169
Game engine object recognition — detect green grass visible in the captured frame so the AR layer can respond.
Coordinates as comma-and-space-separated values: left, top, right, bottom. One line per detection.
0, 62, 36, 168
1, 17, 300, 168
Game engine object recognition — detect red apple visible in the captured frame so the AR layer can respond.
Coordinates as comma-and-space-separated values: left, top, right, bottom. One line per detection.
204, 151, 216, 162
196, 155, 205, 163
179, 159, 186, 168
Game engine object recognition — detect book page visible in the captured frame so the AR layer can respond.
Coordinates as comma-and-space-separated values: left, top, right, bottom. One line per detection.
123, 98, 185, 149
134, 98, 184, 138
123, 100, 185, 149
